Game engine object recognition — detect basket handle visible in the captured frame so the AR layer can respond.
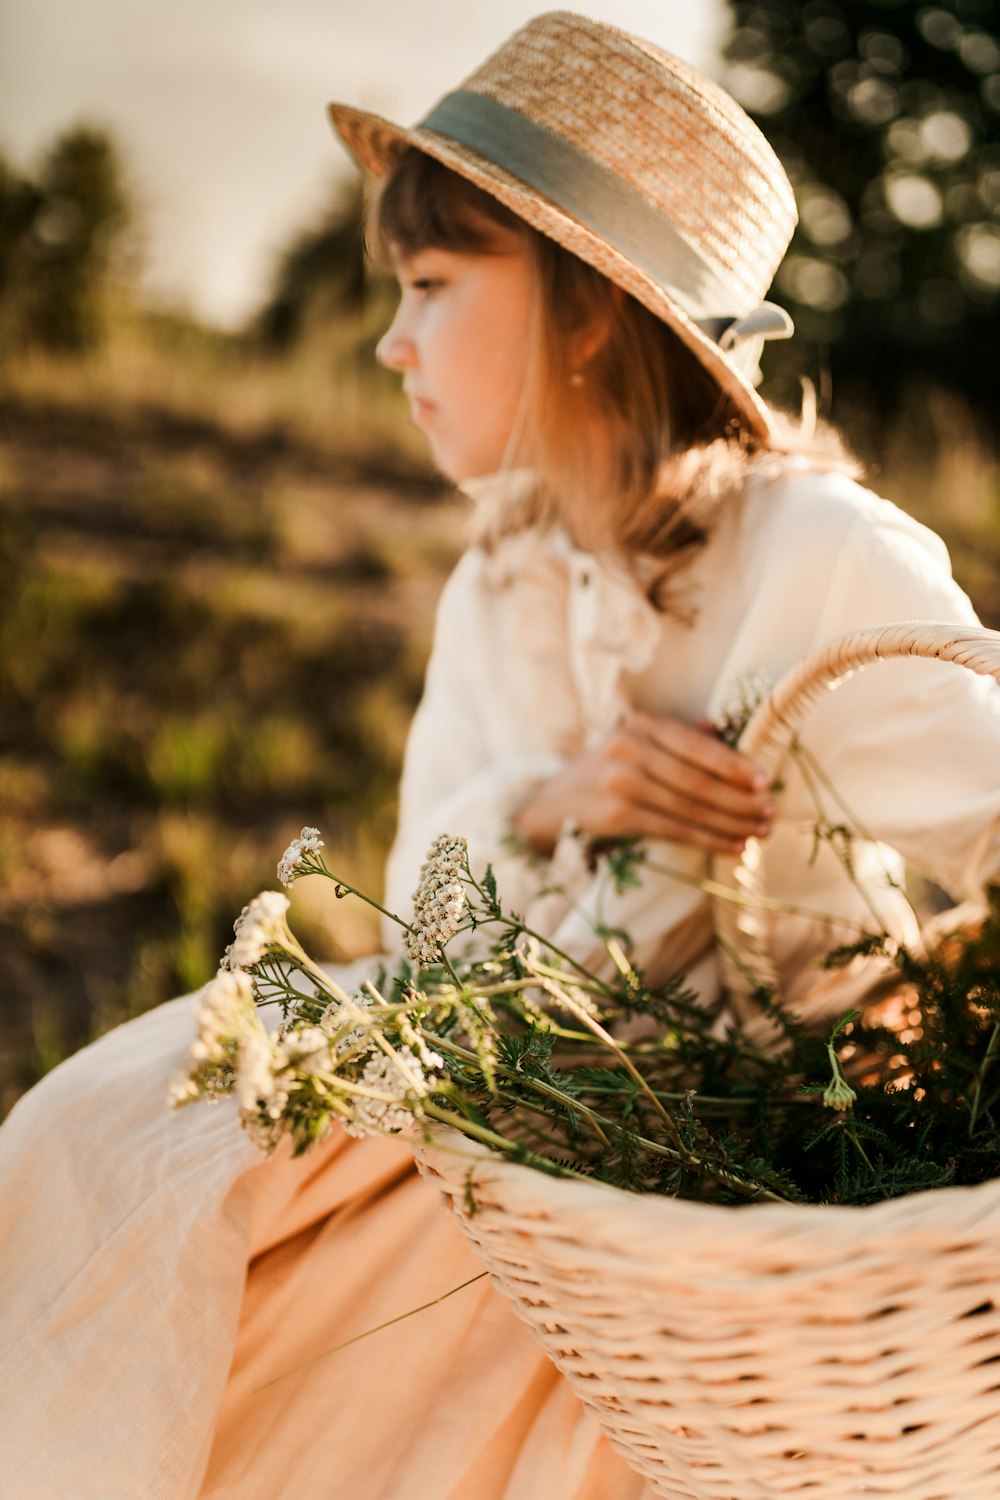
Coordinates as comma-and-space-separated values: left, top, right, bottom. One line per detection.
708, 622, 1000, 1022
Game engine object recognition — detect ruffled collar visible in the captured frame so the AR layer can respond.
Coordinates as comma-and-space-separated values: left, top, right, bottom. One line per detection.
460, 470, 662, 744
550, 530, 662, 744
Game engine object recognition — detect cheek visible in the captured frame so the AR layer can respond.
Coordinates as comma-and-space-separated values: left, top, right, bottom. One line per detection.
419, 258, 536, 477
472, 306, 532, 421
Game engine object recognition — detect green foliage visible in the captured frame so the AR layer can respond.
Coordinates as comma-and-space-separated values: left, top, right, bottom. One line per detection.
724, 0, 1000, 421
603, 837, 647, 894
510, 896, 1000, 1206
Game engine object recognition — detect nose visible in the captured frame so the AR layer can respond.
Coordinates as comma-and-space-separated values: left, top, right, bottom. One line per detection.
376, 308, 416, 372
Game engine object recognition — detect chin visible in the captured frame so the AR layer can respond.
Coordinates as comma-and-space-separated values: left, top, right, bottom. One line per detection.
428, 436, 504, 486
432, 450, 474, 485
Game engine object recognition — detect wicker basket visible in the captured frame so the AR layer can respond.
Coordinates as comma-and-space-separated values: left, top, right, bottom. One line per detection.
414, 622, 1000, 1499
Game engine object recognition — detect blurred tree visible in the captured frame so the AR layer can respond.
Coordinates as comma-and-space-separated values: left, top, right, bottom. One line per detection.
30, 126, 131, 351
253, 178, 386, 353
0, 124, 132, 355
723, 0, 1000, 424
0, 157, 42, 339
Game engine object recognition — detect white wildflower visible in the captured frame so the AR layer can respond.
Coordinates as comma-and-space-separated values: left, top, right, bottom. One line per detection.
715, 667, 774, 748
167, 1072, 200, 1108
220, 890, 290, 970
196, 965, 256, 1025
344, 1045, 440, 1138
320, 991, 377, 1058
240, 1102, 289, 1155
249, 1025, 335, 1105
404, 834, 467, 967
282, 1025, 336, 1076
168, 968, 260, 1107
236, 1032, 295, 1152
397, 1011, 447, 1071
277, 826, 325, 888
235, 1025, 281, 1114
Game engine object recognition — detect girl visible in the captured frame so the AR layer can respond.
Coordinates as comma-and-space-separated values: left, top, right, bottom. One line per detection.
4, 13, 1000, 1499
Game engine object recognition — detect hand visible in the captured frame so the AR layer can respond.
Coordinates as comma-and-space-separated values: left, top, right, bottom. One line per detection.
512, 710, 773, 857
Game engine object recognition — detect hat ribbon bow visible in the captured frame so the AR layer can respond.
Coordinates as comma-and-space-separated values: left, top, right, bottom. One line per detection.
699, 303, 794, 351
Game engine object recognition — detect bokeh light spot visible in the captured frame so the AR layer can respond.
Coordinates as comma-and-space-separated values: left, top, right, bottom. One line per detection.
920, 110, 972, 162
886, 118, 929, 165
959, 31, 1000, 75
725, 64, 791, 115
779, 254, 850, 310
848, 76, 900, 126
800, 188, 853, 246
916, 8, 963, 51
885, 172, 944, 229
956, 223, 1000, 289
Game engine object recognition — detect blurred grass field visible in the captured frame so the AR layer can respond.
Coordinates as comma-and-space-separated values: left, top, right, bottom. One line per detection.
1, 326, 998, 1117
0, 325, 468, 1113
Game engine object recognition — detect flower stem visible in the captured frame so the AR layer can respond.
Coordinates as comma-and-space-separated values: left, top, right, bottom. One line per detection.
310, 865, 415, 935
252, 1270, 489, 1391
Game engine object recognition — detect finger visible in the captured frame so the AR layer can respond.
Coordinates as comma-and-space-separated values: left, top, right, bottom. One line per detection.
633, 782, 771, 841
632, 713, 769, 792
618, 737, 774, 824
606, 765, 771, 841
627, 803, 756, 854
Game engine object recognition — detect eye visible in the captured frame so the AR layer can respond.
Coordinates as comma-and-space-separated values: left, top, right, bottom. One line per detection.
410, 277, 444, 295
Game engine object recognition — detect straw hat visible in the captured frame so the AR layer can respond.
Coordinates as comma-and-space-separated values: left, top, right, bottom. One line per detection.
328, 10, 797, 440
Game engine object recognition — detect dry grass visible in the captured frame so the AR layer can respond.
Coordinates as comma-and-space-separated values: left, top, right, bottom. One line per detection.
1, 310, 432, 477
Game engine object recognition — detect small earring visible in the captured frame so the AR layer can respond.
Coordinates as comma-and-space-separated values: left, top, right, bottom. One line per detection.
570, 370, 585, 388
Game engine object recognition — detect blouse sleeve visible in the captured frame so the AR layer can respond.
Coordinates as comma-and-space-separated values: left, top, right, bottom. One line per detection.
380, 545, 578, 945
786, 497, 1000, 900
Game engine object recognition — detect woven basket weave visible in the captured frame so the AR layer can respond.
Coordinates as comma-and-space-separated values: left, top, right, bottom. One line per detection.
414, 622, 1000, 1499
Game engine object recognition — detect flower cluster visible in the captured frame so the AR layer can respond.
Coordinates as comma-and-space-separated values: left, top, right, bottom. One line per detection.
404, 834, 468, 967
168, 968, 264, 1107
236, 1025, 334, 1153
343, 1044, 443, 1139
320, 991, 378, 1059
236, 1017, 443, 1150
220, 890, 290, 971
277, 826, 325, 888
714, 667, 774, 748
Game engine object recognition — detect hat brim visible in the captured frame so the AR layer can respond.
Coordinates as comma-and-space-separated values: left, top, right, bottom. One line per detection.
328, 100, 776, 443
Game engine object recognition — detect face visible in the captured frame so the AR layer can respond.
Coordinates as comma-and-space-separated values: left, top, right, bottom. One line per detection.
376, 232, 536, 483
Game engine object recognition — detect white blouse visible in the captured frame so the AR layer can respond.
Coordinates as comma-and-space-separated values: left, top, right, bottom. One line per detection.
383, 459, 1000, 1015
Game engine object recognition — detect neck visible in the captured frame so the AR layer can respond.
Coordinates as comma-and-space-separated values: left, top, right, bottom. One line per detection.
553, 402, 619, 554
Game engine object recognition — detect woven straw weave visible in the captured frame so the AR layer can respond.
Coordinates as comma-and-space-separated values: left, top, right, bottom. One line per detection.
415, 622, 1000, 1498
457, 14, 795, 301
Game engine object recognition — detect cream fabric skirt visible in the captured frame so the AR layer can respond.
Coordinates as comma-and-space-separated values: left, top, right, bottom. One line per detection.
0, 988, 650, 1499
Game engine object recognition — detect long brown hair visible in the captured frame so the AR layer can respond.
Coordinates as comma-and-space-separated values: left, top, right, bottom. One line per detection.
370, 150, 854, 610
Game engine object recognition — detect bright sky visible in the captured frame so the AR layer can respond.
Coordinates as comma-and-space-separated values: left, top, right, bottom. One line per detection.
0, 1, 728, 327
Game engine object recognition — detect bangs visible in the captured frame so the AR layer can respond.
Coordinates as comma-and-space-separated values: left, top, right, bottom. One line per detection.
369, 149, 527, 265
